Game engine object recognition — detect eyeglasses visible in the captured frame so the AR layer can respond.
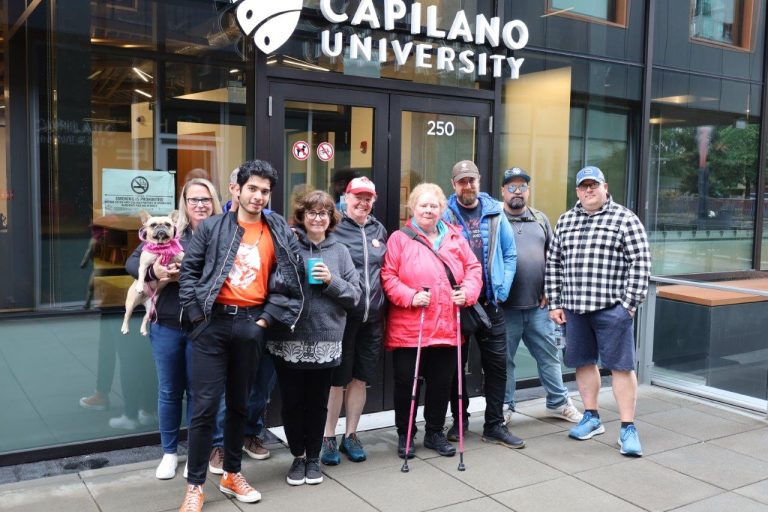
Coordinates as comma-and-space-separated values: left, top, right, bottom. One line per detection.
506, 184, 529, 193
306, 210, 330, 220
186, 197, 212, 206
577, 182, 602, 191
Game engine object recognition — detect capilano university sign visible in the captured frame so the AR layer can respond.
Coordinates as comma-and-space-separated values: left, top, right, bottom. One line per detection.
234, 0, 528, 79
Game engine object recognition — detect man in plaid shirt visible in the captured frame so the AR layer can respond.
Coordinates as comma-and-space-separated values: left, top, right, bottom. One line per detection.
545, 166, 651, 457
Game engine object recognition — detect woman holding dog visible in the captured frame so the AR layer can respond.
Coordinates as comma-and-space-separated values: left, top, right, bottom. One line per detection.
266, 190, 360, 486
125, 177, 222, 479
381, 182, 482, 459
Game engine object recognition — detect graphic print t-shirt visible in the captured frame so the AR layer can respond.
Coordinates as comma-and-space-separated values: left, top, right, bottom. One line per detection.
457, 203, 487, 295
216, 220, 276, 306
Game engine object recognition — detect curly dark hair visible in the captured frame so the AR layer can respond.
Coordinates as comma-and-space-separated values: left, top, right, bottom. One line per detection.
237, 159, 278, 189
293, 190, 341, 233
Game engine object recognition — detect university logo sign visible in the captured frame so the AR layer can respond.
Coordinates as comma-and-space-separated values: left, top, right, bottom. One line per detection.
234, 0, 303, 54
233, 0, 528, 79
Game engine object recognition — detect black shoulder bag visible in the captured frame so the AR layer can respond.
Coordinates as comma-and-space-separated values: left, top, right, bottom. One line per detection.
400, 227, 491, 336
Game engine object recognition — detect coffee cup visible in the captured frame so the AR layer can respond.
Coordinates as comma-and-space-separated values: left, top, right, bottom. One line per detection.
307, 257, 324, 285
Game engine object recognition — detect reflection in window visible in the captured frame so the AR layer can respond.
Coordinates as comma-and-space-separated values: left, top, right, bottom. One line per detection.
548, 0, 628, 26
647, 113, 759, 275
690, 0, 755, 49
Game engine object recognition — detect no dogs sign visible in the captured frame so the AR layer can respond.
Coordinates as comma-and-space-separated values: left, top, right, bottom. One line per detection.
292, 140, 309, 161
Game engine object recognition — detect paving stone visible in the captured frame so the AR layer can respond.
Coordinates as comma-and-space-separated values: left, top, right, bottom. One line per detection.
651, 442, 768, 490
668, 492, 768, 511
493, 475, 644, 512
593, 419, 699, 456
426, 445, 564, 494
577, 459, 721, 511
689, 404, 768, 427
512, 430, 626, 474
0, 474, 99, 512
734, 480, 768, 505
331, 458, 482, 512
435, 496, 512, 512
229, 477, 377, 512
709, 427, 768, 462
639, 407, 760, 441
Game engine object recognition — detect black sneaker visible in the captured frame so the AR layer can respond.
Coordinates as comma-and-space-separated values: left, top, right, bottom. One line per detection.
446, 420, 468, 442
305, 457, 323, 485
286, 457, 306, 486
397, 434, 415, 459
482, 424, 525, 449
423, 431, 456, 457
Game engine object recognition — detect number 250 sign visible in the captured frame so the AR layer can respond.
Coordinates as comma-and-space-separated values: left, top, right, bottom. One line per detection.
426, 120, 455, 136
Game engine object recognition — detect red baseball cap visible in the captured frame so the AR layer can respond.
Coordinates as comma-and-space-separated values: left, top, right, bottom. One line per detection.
345, 177, 377, 197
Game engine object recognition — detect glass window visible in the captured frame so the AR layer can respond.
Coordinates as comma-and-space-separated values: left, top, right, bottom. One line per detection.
690, 0, 756, 49
646, 71, 761, 275
269, 0, 495, 89
548, 0, 628, 26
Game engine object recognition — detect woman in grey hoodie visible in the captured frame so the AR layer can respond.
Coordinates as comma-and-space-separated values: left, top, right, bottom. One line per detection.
267, 190, 360, 487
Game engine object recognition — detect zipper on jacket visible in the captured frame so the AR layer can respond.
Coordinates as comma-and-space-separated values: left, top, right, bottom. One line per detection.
204, 224, 240, 321
360, 223, 371, 322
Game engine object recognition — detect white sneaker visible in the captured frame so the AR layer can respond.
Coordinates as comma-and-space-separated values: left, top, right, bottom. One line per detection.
138, 409, 157, 426
155, 453, 178, 480
546, 400, 583, 423
108, 414, 138, 430
503, 404, 514, 426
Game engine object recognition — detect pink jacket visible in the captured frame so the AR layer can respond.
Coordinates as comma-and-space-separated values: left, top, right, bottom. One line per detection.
382, 220, 483, 350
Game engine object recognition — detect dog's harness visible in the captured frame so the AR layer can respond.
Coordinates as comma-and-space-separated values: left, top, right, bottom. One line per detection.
136, 232, 184, 325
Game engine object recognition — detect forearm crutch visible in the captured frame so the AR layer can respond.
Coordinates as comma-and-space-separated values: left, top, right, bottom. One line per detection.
401, 286, 429, 473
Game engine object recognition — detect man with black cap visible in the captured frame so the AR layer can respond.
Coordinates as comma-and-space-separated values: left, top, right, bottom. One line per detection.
545, 165, 651, 457
443, 160, 524, 449
500, 167, 583, 426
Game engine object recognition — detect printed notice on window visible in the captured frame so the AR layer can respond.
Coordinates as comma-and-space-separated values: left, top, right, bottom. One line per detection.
102, 169, 175, 216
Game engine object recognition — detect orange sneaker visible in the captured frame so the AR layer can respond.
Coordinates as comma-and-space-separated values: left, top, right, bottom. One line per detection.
219, 471, 261, 503
179, 484, 204, 512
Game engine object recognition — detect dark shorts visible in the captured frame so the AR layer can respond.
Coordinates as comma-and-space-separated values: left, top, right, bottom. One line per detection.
563, 304, 636, 371
331, 317, 384, 387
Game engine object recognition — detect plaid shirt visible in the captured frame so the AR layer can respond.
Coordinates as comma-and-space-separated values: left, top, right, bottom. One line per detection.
545, 197, 651, 314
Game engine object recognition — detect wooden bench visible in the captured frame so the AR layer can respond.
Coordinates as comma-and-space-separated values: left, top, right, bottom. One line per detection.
654, 278, 768, 399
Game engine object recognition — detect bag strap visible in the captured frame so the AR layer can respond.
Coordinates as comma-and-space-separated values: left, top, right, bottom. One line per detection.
400, 226, 459, 288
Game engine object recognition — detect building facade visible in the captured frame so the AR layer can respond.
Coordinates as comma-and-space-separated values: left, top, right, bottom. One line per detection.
1, 0, 767, 462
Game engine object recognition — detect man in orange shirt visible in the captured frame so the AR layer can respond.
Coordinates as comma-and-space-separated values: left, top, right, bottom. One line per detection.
178, 160, 304, 511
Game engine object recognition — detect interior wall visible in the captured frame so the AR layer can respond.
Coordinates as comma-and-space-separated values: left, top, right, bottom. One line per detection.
503, 66, 572, 224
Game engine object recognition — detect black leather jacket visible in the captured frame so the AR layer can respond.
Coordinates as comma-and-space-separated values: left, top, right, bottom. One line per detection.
179, 210, 305, 339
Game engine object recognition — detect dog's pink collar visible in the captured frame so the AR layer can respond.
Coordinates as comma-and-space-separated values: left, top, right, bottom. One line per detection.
143, 238, 183, 266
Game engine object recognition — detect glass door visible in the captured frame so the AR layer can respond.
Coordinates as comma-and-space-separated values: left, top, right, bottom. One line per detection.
387, 96, 492, 230
268, 84, 388, 219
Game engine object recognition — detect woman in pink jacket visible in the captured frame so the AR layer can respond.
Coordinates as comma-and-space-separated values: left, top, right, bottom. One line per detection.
382, 183, 482, 459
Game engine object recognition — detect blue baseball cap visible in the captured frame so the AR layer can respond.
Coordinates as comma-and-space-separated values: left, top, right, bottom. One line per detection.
575, 166, 606, 186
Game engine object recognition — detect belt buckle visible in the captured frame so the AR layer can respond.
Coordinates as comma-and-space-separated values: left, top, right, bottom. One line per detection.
225, 304, 238, 315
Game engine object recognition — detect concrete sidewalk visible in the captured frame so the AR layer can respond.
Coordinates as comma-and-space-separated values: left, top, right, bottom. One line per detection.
2, 386, 768, 512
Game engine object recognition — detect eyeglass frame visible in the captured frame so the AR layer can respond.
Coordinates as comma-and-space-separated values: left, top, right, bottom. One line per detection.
576, 181, 602, 191
186, 197, 213, 206
505, 184, 530, 194
306, 210, 330, 220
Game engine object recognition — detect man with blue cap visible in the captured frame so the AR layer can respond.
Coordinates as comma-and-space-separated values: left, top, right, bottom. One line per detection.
545, 166, 651, 457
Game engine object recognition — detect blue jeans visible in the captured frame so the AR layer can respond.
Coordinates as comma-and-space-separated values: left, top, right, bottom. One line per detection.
212, 350, 276, 446
149, 323, 192, 454
503, 306, 569, 410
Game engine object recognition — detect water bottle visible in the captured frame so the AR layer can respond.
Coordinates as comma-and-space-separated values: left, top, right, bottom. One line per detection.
553, 323, 566, 350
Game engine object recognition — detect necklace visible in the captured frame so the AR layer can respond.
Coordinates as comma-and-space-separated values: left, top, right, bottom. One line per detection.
253, 221, 265, 245
510, 219, 523, 235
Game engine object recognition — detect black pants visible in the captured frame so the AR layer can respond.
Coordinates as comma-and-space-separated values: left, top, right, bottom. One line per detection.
186, 308, 264, 485
393, 346, 456, 436
450, 304, 507, 429
275, 364, 334, 459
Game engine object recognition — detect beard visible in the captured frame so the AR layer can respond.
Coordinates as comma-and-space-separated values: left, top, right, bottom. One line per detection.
458, 190, 478, 206
506, 197, 525, 210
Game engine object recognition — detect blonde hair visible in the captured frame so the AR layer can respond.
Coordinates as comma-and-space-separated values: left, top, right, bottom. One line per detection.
177, 178, 223, 233
408, 182, 447, 215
